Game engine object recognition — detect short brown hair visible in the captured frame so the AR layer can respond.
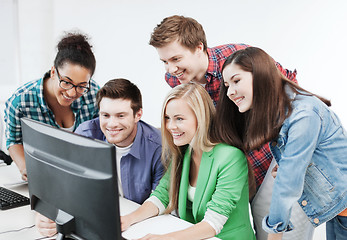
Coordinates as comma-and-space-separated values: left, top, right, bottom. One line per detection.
96, 78, 142, 115
149, 15, 207, 52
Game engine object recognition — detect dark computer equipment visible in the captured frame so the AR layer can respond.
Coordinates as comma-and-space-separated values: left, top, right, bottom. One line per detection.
0, 186, 30, 210
21, 118, 123, 240
0, 150, 13, 165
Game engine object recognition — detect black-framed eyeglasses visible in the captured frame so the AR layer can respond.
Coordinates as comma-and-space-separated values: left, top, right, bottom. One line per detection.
56, 68, 90, 94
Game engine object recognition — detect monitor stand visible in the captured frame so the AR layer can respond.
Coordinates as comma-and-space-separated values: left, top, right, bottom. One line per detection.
55, 210, 85, 240
56, 233, 79, 240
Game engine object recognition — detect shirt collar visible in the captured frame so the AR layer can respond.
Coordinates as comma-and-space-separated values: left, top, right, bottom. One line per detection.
285, 84, 296, 100
124, 121, 143, 160
36, 76, 50, 113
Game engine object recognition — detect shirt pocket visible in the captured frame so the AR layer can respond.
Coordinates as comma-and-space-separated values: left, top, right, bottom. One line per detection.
304, 163, 335, 208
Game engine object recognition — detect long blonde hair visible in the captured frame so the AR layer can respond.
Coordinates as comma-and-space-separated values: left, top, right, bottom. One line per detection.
161, 82, 216, 213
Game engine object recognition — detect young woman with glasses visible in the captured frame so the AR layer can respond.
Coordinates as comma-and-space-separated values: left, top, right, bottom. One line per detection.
4, 32, 100, 182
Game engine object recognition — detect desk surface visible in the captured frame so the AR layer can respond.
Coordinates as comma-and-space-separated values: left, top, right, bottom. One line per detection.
0, 164, 219, 240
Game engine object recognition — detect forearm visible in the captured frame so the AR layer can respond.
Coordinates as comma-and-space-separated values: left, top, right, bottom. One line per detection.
122, 201, 159, 231
268, 233, 283, 240
165, 221, 216, 240
8, 144, 27, 179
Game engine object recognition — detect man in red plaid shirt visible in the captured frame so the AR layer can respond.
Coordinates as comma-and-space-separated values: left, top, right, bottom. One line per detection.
149, 15, 297, 192
149, 15, 315, 240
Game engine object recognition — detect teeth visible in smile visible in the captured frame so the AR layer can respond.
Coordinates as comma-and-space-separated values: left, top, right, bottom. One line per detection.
63, 94, 73, 100
175, 71, 184, 78
108, 129, 121, 133
235, 97, 244, 104
172, 133, 183, 137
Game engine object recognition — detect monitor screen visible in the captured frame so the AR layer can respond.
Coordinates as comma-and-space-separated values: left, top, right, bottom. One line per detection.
21, 118, 122, 240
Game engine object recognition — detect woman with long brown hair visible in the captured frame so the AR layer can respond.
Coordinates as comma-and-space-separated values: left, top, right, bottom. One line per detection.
216, 47, 347, 240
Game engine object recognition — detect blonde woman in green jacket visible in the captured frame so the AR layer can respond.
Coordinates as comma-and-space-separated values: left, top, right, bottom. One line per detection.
121, 82, 255, 240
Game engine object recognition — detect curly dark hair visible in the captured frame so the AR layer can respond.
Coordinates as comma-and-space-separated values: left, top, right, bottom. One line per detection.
54, 31, 96, 76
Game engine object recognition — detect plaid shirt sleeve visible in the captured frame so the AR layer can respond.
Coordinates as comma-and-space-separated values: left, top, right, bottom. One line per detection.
4, 93, 24, 148
247, 143, 273, 191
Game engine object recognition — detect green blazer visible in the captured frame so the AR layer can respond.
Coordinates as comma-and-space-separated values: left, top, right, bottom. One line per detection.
152, 143, 255, 240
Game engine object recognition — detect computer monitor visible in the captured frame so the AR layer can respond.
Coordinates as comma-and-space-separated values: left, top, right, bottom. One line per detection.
21, 118, 122, 240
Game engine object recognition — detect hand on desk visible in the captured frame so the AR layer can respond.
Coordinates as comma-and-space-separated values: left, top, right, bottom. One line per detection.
20, 168, 28, 181
121, 214, 133, 231
137, 233, 176, 240
35, 212, 57, 237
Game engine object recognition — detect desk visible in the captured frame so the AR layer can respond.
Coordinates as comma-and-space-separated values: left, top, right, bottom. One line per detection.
0, 164, 219, 240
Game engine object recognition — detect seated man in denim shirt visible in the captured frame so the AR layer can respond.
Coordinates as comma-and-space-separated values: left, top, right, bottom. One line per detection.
75, 78, 164, 204
36, 78, 165, 237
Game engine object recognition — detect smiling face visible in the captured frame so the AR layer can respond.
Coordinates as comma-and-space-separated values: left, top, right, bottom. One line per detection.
222, 63, 253, 113
51, 64, 91, 107
99, 97, 142, 147
156, 40, 208, 84
164, 98, 197, 146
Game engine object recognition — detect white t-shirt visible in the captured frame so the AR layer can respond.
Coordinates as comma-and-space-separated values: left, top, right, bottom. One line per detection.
115, 143, 133, 197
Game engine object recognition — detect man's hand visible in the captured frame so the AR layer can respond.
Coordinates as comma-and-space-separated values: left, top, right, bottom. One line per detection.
271, 164, 279, 178
20, 168, 27, 181
35, 212, 57, 237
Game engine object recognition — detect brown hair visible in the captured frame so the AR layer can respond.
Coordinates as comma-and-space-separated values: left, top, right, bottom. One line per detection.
161, 82, 216, 213
96, 78, 142, 115
149, 15, 207, 52
214, 47, 331, 152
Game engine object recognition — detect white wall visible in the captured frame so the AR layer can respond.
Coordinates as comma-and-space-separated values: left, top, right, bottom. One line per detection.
1, 0, 347, 129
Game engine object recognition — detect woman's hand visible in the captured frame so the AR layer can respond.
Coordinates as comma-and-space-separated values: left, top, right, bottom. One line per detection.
121, 214, 135, 231
35, 212, 57, 237
138, 233, 176, 240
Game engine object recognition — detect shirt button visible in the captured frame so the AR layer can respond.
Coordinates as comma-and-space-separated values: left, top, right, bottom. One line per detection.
314, 218, 319, 224
302, 200, 308, 206
271, 141, 277, 147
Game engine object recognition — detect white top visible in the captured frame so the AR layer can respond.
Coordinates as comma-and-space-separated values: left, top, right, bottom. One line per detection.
115, 143, 133, 197
187, 184, 196, 202
61, 123, 75, 132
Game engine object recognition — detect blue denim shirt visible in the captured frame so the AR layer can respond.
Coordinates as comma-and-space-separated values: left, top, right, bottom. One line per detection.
262, 87, 347, 233
74, 118, 164, 204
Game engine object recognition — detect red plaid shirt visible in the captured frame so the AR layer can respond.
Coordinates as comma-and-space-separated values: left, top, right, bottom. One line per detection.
165, 44, 298, 190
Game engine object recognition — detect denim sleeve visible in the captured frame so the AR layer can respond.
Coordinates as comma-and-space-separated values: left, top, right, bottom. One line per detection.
263, 108, 321, 233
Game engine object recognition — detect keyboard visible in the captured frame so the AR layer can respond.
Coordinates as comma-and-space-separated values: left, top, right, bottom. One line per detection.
0, 186, 30, 210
